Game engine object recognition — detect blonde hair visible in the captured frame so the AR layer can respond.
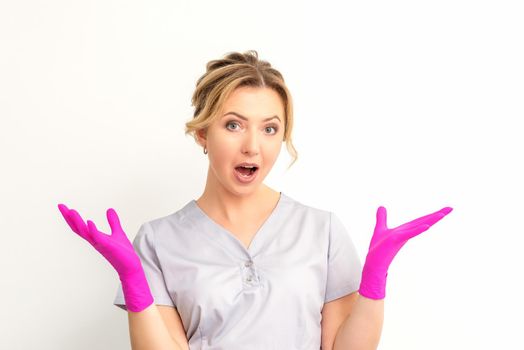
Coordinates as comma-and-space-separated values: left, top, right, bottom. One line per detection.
184, 50, 298, 169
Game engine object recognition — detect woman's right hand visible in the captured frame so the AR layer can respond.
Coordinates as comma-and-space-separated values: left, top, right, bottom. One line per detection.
57, 203, 154, 312
57, 204, 142, 277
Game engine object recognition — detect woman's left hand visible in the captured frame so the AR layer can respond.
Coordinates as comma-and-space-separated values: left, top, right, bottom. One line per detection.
358, 206, 453, 300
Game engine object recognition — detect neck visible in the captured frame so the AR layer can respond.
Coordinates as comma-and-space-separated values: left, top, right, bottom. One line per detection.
196, 170, 279, 223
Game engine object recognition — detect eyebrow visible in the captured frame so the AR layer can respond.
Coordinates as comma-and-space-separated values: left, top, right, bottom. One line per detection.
222, 111, 281, 123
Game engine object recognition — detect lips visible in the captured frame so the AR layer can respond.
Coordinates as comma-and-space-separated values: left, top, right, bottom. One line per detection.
235, 166, 257, 176
235, 162, 259, 174
235, 162, 259, 169
233, 163, 259, 183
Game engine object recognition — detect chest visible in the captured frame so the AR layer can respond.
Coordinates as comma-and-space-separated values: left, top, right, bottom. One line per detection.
157, 210, 332, 345
163, 225, 328, 348
218, 221, 264, 250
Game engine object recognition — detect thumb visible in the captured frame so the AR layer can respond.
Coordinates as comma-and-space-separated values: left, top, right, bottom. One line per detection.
107, 208, 123, 234
375, 206, 388, 231
106, 208, 132, 244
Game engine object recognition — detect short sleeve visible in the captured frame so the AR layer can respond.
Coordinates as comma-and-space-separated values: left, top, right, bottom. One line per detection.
113, 222, 175, 311
324, 212, 363, 303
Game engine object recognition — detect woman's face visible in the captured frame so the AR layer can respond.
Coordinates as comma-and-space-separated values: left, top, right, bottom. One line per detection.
199, 86, 285, 196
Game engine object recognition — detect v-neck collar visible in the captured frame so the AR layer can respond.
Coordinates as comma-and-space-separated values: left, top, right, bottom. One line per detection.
188, 192, 287, 256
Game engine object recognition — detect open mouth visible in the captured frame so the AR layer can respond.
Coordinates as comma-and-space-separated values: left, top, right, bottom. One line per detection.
234, 166, 258, 177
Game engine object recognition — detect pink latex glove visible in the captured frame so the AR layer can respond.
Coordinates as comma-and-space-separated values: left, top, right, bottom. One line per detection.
57, 204, 154, 312
358, 206, 453, 300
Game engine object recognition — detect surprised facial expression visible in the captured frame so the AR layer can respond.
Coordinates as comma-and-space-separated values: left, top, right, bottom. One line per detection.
199, 86, 285, 195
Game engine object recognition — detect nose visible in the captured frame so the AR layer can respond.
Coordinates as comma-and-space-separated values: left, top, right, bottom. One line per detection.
241, 129, 260, 156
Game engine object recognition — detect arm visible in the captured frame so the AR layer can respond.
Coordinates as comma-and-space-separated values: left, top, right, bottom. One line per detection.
332, 206, 452, 349
128, 304, 188, 350
57, 204, 189, 350
332, 293, 384, 350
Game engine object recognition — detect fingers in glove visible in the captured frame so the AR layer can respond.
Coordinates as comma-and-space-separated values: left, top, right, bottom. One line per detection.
395, 224, 431, 241
86, 219, 111, 247
69, 209, 91, 238
57, 204, 77, 232
58, 204, 91, 242
393, 207, 452, 231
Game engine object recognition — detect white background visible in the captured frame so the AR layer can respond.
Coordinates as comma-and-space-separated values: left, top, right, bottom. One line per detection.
1, 0, 522, 349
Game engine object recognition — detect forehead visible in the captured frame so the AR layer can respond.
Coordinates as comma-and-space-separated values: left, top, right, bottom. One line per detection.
221, 87, 284, 115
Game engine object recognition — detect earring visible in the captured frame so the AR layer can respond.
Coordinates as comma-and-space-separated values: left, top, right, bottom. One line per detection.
203, 147, 208, 155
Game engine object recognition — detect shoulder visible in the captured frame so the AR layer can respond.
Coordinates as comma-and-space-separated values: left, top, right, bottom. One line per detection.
282, 194, 352, 242
138, 199, 198, 241
281, 192, 334, 225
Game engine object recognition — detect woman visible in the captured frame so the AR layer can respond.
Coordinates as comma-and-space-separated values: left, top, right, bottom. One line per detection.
57, 50, 452, 350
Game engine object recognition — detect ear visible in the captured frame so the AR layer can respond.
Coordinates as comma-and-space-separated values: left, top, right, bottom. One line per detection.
196, 128, 207, 147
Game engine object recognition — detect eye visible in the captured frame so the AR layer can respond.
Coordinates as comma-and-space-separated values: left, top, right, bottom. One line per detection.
265, 125, 279, 134
226, 121, 240, 130
226, 120, 279, 134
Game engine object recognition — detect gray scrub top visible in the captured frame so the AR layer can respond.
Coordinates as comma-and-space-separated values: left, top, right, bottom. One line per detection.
113, 192, 362, 350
